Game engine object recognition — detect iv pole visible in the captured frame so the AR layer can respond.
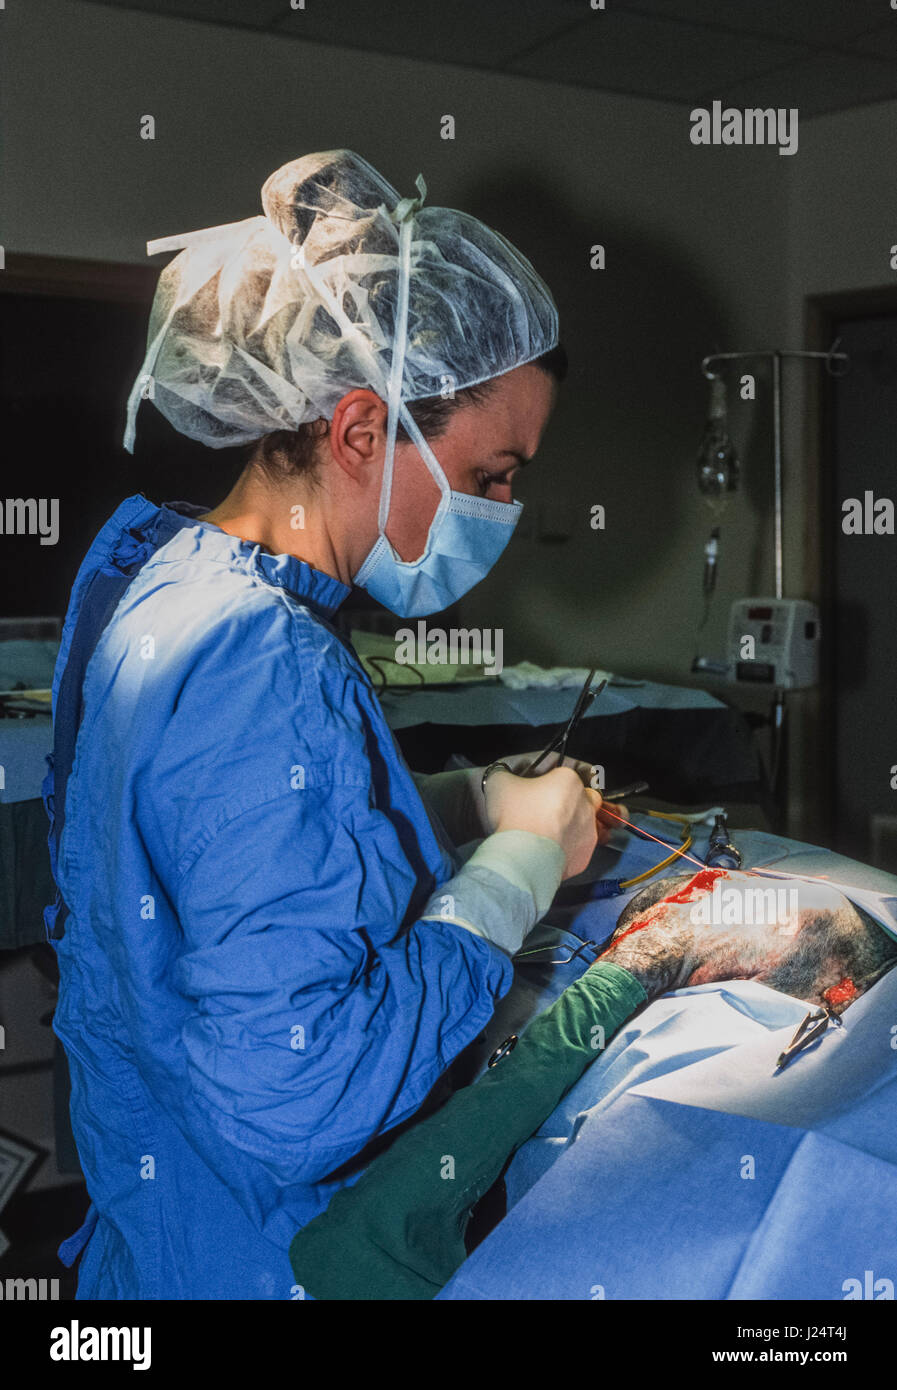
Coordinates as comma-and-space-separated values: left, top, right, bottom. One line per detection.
699, 344, 849, 828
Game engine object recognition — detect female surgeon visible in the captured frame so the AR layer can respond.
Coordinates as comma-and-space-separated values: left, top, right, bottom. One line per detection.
43, 150, 615, 1299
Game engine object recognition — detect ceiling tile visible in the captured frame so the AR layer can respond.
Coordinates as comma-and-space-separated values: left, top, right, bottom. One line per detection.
701, 49, 897, 118
613, 0, 886, 46
271, 0, 588, 68
506, 11, 803, 101
847, 20, 897, 60
78, 0, 897, 118
96, 0, 285, 27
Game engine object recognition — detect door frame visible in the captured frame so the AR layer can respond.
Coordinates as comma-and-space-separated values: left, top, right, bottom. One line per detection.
804, 285, 897, 850
0, 252, 157, 304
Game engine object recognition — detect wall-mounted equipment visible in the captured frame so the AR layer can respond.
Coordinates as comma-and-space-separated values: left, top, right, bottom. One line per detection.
727, 597, 820, 691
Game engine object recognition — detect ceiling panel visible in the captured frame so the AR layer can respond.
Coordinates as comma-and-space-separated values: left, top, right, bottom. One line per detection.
271, 0, 588, 67
97, 0, 285, 27
702, 49, 897, 118
84, 0, 897, 116
612, 0, 887, 46
506, 11, 802, 101
847, 19, 897, 61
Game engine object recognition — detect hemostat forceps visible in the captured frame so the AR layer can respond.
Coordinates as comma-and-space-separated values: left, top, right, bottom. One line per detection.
514, 928, 600, 967
522, 669, 608, 777
774, 1006, 841, 1073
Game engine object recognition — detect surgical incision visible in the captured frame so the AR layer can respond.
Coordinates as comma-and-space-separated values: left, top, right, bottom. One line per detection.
602, 869, 897, 1012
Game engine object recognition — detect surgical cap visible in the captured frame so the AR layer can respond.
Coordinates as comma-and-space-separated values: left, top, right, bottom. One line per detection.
124, 149, 559, 451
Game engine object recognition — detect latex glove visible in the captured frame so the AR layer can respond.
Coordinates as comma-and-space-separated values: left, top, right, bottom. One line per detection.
489, 753, 627, 847
414, 757, 627, 850
482, 765, 601, 880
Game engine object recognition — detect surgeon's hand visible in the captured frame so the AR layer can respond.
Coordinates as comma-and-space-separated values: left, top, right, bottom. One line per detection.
483, 766, 601, 880
488, 753, 625, 847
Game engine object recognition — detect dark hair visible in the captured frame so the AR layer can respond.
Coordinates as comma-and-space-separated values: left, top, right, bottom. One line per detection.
250, 343, 568, 483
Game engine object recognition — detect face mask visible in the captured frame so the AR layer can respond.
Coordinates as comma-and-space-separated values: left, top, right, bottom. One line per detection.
352, 402, 522, 617
326, 179, 524, 616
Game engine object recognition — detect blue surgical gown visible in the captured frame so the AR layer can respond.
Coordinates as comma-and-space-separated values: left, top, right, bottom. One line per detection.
46, 495, 517, 1299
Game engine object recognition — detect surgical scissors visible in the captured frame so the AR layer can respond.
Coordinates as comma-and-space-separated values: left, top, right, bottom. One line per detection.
522, 669, 608, 776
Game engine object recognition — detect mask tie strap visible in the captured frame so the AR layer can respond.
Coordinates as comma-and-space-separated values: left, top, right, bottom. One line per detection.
378, 175, 437, 535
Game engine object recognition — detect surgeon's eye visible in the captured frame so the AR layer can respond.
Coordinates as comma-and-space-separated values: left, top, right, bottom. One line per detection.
476, 469, 515, 498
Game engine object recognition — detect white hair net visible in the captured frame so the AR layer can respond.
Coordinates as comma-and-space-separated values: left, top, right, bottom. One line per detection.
123, 148, 559, 452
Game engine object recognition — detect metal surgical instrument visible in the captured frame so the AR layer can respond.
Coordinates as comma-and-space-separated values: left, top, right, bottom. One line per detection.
604, 781, 649, 801
704, 812, 743, 870
774, 1006, 841, 1073
513, 928, 601, 967
522, 669, 608, 777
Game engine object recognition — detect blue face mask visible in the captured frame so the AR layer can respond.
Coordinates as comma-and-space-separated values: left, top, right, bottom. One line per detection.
345, 188, 527, 617
352, 403, 523, 618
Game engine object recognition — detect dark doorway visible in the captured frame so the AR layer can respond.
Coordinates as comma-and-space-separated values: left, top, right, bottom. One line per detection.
0, 255, 246, 620
821, 306, 897, 867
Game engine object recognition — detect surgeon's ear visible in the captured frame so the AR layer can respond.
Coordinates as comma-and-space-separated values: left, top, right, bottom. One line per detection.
328, 389, 388, 485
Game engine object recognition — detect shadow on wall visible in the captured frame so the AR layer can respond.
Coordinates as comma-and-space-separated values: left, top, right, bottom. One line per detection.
455, 163, 773, 674
0, 287, 247, 619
